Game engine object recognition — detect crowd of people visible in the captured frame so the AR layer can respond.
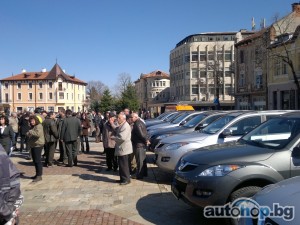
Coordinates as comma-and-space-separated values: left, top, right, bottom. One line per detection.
0, 107, 149, 185
0, 107, 151, 224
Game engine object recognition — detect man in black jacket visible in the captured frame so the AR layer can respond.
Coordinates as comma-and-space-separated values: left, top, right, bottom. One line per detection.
60, 109, 82, 167
43, 112, 59, 167
131, 112, 148, 179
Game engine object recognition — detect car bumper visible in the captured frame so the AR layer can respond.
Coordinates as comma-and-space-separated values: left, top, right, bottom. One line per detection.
171, 174, 239, 208
156, 151, 182, 172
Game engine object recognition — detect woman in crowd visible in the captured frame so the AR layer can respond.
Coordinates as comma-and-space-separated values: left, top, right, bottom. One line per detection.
26, 115, 45, 182
0, 115, 15, 156
80, 112, 90, 153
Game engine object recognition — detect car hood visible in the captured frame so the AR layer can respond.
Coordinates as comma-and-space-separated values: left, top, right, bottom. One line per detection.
151, 126, 187, 136
161, 132, 210, 144
253, 176, 300, 207
181, 141, 275, 165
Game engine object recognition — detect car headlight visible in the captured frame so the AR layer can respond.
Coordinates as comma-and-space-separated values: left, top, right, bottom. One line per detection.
199, 165, 243, 177
156, 133, 174, 139
165, 142, 189, 151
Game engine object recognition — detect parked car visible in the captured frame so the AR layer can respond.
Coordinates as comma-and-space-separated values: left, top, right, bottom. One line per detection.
171, 112, 300, 224
148, 111, 226, 151
146, 111, 179, 128
147, 111, 202, 132
238, 176, 300, 225
155, 110, 289, 172
146, 111, 182, 128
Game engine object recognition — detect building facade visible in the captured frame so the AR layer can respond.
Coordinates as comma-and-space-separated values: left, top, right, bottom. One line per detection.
169, 31, 253, 109
134, 70, 170, 114
0, 63, 87, 113
268, 26, 300, 110
235, 2, 300, 110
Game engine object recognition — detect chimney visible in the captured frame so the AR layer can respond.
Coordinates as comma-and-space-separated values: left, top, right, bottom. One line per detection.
41, 68, 47, 72
292, 2, 300, 13
21, 69, 26, 73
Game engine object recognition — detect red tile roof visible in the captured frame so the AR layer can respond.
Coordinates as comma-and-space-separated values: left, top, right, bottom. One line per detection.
140, 70, 169, 79
1, 63, 87, 85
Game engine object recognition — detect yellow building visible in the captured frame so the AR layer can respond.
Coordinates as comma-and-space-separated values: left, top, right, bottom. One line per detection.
0, 63, 87, 113
268, 26, 300, 109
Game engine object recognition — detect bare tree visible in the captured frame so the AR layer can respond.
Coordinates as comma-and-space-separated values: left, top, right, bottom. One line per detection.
86, 80, 108, 98
112, 73, 132, 98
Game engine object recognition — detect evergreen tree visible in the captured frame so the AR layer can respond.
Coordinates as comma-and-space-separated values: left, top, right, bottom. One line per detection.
99, 89, 115, 113
120, 83, 139, 112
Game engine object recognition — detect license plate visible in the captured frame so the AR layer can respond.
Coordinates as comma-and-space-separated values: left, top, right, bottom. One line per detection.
171, 184, 181, 199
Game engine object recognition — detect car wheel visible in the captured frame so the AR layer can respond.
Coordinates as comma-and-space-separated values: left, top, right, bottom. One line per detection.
227, 186, 262, 225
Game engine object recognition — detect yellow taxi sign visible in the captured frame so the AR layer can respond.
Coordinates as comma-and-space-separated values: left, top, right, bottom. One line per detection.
165, 105, 194, 111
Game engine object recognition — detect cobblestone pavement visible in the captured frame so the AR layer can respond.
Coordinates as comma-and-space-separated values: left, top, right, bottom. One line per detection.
10, 138, 223, 225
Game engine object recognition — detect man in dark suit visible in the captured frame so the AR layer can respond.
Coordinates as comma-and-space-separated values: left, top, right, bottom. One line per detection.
60, 109, 82, 167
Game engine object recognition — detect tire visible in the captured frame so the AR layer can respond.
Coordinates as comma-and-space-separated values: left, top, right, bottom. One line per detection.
227, 186, 262, 225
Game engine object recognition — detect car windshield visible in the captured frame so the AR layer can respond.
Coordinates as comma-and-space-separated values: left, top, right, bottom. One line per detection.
202, 115, 236, 134
183, 114, 206, 128
171, 113, 189, 124
156, 113, 167, 120
240, 117, 300, 149
199, 114, 225, 128
163, 112, 179, 122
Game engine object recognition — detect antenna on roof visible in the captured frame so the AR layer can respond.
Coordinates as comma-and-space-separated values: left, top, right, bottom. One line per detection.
56, 58, 58, 64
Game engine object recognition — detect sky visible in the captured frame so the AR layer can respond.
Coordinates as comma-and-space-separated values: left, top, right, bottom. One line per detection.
0, 0, 295, 89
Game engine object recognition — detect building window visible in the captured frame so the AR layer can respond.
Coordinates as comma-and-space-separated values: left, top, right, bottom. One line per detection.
225, 85, 232, 95
28, 82, 32, 89
17, 83, 21, 89
191, 51, 198, 62
39, 82, 43, 89
275, 58, 281, 76
200, 51, 206, 61
17, 93, 21, 100
4, 83, 8, 89
282, 62, 288, 75
239, 73, 245, 87
200, 68, 206, 78
225, 51, 232, 61
59, 92, 64, 99
29, 93, 33, 100
78, 94, 80, 100
273, 91, 277, 109
255, 70, 263, 88
162, 81, 166, 86
208, 51, 214, 61
5, 94, 8, 102
192, 85, 199, 94
58, 82, 63, 91
48, 106, 54, 112
192, 69, 198, 78
49, 93, 53, 100
48, 82, 53, 88
39, 93, 43, 100
67, 93, 69, 100
225, 68, 231, 77
184, 53, 190, 63
240, 50, 244, 63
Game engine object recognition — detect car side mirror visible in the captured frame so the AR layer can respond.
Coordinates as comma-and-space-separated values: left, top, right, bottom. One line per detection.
292, 147, 300, 158
221, 128, 232, 138
179, 120, 187, 126
195, 123, 208, 131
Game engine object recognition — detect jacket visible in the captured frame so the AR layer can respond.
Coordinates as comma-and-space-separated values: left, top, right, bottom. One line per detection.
131, 118, 148, 147
0, 145, 21, 223
0, 126, 15, 154
102, 121, 116, 149
43, 118, 59, 143
18, 114, 30, 136
114, 121, 133, 156
60, 116, 82, 142
81, 118, 90, 136
26, 123, 45, 148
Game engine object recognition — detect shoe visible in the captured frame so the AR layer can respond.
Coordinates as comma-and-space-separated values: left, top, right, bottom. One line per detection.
131, 175, 143, 180
30, 175, 37, 179
115, 180, 121, 183
119, 181, 130, 185
32, 176, 42, 182
106, 168, 112, 171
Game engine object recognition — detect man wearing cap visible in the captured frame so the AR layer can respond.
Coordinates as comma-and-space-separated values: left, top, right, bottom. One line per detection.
110, 112, 132, 185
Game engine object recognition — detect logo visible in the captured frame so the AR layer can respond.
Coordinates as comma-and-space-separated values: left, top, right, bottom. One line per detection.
204, 197, 294, 222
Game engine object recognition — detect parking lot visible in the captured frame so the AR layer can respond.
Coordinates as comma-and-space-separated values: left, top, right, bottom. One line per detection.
11, 138, 223, 225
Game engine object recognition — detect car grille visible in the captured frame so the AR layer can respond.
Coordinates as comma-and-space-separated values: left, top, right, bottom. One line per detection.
173, 178, 187, 193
